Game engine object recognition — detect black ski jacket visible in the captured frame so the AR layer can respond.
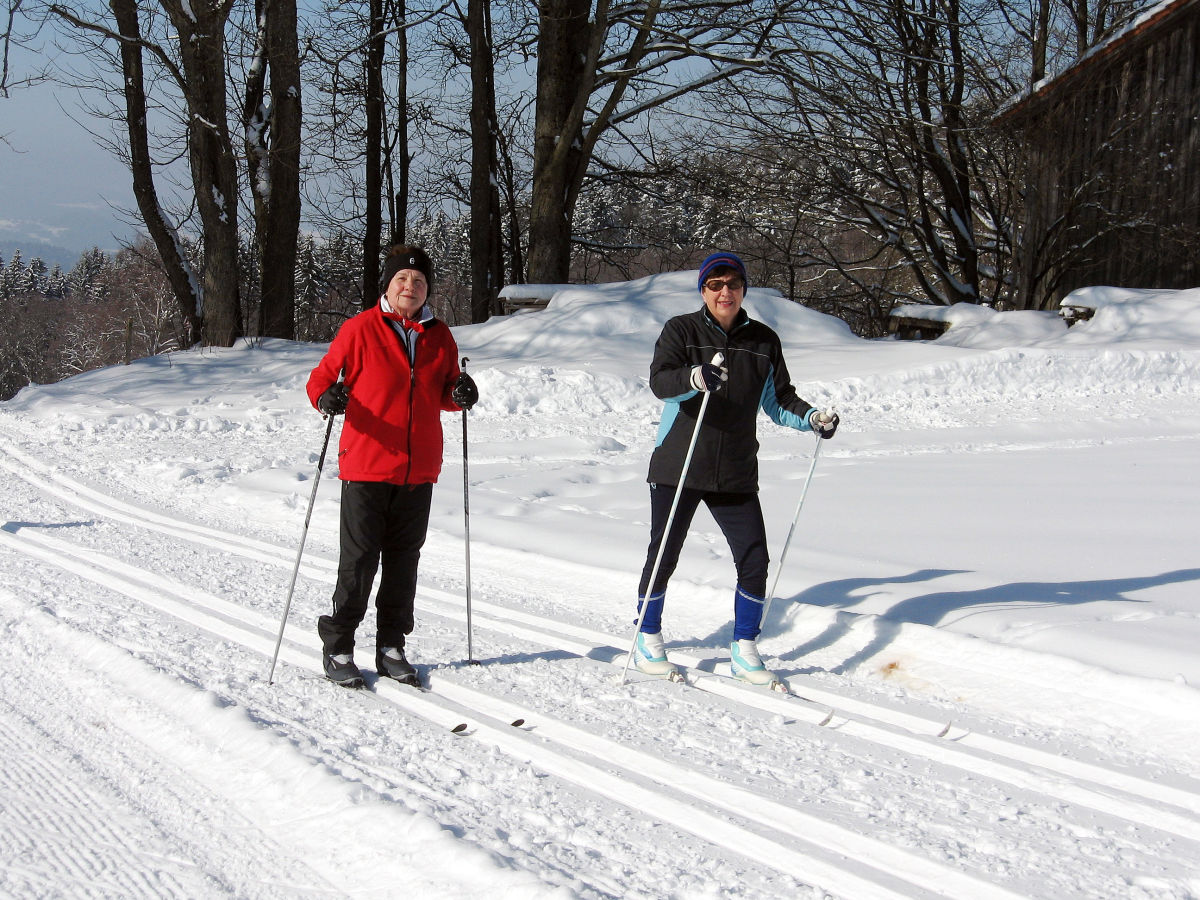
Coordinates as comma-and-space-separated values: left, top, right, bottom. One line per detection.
647, 306, 816, 493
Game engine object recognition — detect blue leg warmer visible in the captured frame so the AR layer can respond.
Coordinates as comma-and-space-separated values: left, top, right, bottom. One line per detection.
637, 591, 666, 634
733, 585, 766, 641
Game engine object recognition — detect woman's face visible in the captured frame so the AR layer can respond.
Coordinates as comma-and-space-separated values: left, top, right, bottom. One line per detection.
386, 268, 428, 318
701, 267, 745, 327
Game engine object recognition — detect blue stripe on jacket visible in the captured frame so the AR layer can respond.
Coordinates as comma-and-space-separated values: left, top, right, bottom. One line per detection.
759, 363, 813, 431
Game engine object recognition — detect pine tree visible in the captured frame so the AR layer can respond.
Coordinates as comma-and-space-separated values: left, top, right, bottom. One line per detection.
68, 248, 112, 300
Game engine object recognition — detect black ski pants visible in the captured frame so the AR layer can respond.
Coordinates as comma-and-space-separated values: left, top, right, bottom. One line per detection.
318, 480, 433, 656
637, 483, 769, 606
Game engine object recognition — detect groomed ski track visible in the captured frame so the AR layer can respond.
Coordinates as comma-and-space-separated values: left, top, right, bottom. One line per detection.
4, 432, 1200, 898
4, 438, 1199, 830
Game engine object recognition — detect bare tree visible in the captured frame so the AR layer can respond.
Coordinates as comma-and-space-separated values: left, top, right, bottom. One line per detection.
363, 0, 387, 304
242, 0, 302, 338
48, 0, 243, 345
526, 0, 810, 284
98, 0, 201, 340
2, 0, 28, 97
161, 0, 243, 344
672, 0, 1025, 316
464, 0, 502, 320
0, 291, 57, 399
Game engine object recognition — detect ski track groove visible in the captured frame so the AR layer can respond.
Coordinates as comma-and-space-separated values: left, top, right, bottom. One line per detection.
0, 695, 191, 898
4, 436, 1199, 833
0, 611, 330, 900
2, 522, 1017, 900
5, 433, 1200, 898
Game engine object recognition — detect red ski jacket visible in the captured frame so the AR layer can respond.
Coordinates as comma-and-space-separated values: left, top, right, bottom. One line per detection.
307, 303, 463, 485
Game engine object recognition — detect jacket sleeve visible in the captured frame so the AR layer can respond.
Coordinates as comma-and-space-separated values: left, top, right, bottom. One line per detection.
439, 327, 464, 412
306, 327, 349, 410
759, 338, 814, 431
649, 318, 699, 402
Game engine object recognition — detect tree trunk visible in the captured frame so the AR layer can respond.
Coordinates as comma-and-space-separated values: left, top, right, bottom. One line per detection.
165, 0, 242, 346
260, 0, 302, 339
527, 0, 592, 284
363, 0, 385, 307
390, 0, 409, 246
467, 0, 501, 321
1032, 0, 1051, 84
108, 0, 202, 344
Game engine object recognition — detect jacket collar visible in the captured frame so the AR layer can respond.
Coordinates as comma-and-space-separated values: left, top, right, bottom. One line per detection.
380, 295, 435, 331
701, 304, 749, 335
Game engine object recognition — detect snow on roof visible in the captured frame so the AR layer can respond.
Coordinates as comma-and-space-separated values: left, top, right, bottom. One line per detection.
997, 0, 1191, 121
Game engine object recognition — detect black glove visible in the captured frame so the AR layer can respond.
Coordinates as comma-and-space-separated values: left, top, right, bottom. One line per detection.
317, 383, 349, 416
689, 362, 728, 392
452, 372, 479, 410
810, 409, 839, 439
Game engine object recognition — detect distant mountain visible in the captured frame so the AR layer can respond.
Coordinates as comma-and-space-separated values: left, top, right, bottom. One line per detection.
0, 238, 94, 271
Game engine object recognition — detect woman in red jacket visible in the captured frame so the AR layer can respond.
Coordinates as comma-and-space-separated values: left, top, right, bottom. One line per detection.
307, 245, 478, 688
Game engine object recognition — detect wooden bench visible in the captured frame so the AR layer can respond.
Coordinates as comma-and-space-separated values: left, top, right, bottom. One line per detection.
498, 284, 575, 315
887, 314, 950, 341
500, 295, 553, 314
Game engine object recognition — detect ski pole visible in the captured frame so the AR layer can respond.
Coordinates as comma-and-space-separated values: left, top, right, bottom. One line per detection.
461, 357, 479, 665
268, 406, 338, 684
620, 353, 724, 685
758, 427, 826, 632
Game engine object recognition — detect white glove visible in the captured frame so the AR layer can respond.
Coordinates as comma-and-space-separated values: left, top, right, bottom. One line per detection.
809, 409, 840, 439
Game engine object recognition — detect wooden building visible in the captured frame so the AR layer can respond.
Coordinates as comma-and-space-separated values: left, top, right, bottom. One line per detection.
999, 0, 1200, 310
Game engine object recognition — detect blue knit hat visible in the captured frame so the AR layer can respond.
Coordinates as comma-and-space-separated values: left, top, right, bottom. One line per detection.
697, 252, 748, 292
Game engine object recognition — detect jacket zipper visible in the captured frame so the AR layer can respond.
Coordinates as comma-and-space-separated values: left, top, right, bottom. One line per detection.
404, 333, 417, 485
704, 314, 737, 489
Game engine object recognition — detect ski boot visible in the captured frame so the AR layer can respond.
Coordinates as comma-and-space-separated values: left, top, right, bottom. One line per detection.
376, 646, 421, 688
635, 632, 684, 682
322, 651, 365, 688
730, 639, 788, 693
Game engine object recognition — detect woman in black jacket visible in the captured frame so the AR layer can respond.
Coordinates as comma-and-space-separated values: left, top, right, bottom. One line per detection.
634, 251, 839, 686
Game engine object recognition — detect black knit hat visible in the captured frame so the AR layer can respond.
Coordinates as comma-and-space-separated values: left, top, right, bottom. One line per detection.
379, 245, 434, 294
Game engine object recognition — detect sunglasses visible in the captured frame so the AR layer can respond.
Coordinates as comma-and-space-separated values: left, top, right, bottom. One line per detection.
703, 277, 745, 293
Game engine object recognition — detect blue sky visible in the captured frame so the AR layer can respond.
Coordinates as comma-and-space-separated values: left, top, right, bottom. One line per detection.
1, 49, 140, 261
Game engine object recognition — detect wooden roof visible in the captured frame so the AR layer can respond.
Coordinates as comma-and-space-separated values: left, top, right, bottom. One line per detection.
998, 0, 1198, 125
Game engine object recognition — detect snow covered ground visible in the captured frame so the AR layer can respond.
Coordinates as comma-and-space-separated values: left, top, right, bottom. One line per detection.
2, 273, 1199, 898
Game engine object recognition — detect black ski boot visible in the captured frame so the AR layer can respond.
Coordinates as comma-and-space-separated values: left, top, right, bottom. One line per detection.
322, 651, 364, 688
376, 646, 421, 687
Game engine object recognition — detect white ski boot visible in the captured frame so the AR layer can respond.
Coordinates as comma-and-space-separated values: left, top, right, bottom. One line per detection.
730, 639, 787, 692
635, 631, 682, 681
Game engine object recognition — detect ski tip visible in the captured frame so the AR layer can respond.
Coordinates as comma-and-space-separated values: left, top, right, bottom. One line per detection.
510, 718, 525, 728
936, 721, 953, 738
451, 723, 468, 734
